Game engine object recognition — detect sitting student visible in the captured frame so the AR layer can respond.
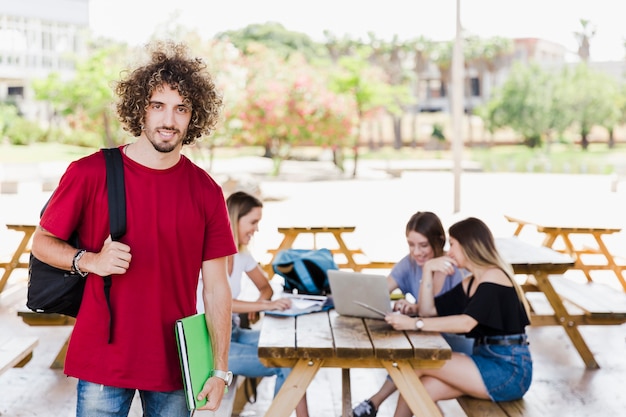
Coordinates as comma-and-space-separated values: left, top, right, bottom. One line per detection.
198, 191, 309, 417
385, 217, 533, 417
353, 211, 473, 417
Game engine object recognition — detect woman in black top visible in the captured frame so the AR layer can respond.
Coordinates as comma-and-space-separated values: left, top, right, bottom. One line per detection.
385, 217, 532, 416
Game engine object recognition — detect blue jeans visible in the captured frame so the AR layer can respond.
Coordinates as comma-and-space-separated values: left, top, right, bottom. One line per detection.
76, 380, 188, 417
229, 324, 291, 396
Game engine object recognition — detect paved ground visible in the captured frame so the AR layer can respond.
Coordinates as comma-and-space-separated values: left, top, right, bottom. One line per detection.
2, 156, 626, 416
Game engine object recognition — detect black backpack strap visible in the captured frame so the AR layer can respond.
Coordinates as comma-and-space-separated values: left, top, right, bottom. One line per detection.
102, 147, 127, 343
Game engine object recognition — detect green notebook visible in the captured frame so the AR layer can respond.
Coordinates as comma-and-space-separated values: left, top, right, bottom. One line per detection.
175, 313, 214, 410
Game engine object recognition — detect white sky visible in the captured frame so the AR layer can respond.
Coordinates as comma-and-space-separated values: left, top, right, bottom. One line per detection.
89, 0, 625, 62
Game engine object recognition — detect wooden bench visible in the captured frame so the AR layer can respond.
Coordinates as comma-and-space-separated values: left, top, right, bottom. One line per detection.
0, 336, 39, 376
548, 277, 626, 324
17, 309, 75, 369
456, 280, 626, 415
522, 276, 626, 369
457, 395, 544, 417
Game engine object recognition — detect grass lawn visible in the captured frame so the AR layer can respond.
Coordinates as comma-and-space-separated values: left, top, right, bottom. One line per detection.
0, 143, 97, 163
2, 142, 625, 175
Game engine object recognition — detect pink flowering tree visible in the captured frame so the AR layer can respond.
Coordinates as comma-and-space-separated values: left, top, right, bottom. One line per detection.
226, 43, 357, 174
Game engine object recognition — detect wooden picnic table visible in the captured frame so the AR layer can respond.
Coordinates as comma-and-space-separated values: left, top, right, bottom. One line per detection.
496, 237, 626, 369
505, 214, 626, 292
258, 309, 451, 417
0, 337, 39, 376
17, 310, 74, 369
264, 226, 394, 276
0, 224, 36, 294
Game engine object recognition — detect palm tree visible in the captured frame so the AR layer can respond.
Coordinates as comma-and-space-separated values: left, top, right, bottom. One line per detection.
407, 36, 433, 147
366, 33, 414, 149
574, 19, 596, 63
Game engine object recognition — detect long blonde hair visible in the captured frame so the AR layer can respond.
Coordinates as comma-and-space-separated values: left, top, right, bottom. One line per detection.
449, 217, 531, 319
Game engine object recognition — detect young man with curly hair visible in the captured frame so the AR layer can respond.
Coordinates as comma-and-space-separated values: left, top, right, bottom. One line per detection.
31, 41, 236, 417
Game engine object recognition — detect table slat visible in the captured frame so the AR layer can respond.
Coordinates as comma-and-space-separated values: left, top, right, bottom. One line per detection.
329, 311, 375, 359
295, 312, 334, 357
404, 331, 453, 361
364, 318, 415, 360
257, 315, 296, 360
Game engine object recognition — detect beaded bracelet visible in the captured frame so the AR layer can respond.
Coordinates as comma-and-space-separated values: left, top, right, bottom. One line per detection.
71, 249, 88, 278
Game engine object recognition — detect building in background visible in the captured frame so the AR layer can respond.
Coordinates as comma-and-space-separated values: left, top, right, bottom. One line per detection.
0, 0, 89, 118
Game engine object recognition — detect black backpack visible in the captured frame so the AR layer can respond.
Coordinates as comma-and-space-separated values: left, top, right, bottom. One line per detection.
27, 148, 126, 341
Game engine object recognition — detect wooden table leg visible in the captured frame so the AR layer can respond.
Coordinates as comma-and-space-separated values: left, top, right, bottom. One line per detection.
541, 232, 558, 249
342, 368, 352, 417
384, 360, 443, 417
512, 223, 525, 236
592, 233, 626, 292
0, 229, 34, 293
333, 233, 359, 271
533, 271, 599, 369
265, 234, 298, 278
263, 358, 322, 417
558, 233, 596, 283
51, 336, 70, 369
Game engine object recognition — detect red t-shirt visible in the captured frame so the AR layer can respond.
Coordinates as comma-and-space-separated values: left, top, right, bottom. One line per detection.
40, 147, 236, 391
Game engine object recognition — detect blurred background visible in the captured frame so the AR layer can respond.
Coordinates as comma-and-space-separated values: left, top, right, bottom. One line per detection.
2, 0, 626, 181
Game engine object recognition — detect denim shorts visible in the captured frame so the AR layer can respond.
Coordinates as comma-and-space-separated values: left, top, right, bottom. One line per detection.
470, 335, 533, 402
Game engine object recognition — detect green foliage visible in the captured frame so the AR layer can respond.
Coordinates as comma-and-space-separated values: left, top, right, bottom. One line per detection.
31, 44, 127, 147
62, 129, 104, 148
478, 61, 626, 150
21, 25, 626, 159
216, 22, 326, 62
330, 55, 388, 117
219, 43, 356, 173
565, 63, 622, 149
482, 63, 557, 147
0, 103, 20, 139
471, 143, 620, 174
431, 123, 446, 141
5, 118, 45, 145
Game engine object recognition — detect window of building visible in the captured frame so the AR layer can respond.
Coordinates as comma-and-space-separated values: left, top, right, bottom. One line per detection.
8, 86, 24, 97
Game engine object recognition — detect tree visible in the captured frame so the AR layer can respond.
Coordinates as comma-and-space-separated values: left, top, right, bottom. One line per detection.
475, 36, 514, 100
430, 41, 454, 113
32, 44, 128, 147
228, 43, 355, 174
216, 22, 325, 62
484, 63, 556, 147
0, 103, 20, 142
404, 36, 433, 147
566, 63, 621, 150
365, 33, 415, 150
330, 53, 389, 176
574, 19, 596, 63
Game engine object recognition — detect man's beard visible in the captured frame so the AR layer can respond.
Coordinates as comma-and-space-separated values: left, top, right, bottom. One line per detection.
145, 126, 186, 153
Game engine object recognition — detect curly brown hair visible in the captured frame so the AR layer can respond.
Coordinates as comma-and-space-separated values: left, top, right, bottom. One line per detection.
115, 41, 223, 145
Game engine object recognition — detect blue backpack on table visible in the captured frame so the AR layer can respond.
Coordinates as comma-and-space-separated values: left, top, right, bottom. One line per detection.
272, 248, 338, 295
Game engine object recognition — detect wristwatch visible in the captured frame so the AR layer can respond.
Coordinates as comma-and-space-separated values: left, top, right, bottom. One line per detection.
415, 318, 424, 331
211, 370, 234, 386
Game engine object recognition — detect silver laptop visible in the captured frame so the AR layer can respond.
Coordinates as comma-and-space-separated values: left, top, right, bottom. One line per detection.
327, 270, 393, 319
